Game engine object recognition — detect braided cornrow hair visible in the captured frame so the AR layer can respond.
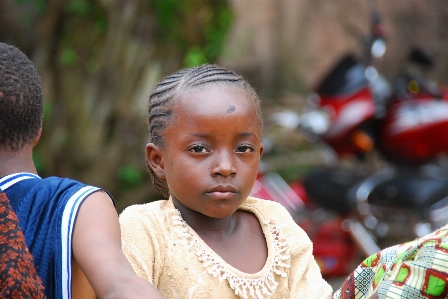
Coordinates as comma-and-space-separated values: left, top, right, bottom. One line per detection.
0, 43, 43, 151
147, 64, 263, 197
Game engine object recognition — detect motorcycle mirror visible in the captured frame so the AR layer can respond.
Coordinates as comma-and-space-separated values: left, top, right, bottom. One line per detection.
371, 38, 386, 58
365, 66, 378, 80
270, 110, 301, 129
300, 110, 331, 135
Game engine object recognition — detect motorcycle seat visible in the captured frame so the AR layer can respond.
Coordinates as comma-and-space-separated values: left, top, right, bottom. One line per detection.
303, 167, 365, 214
368, 174, 448, 210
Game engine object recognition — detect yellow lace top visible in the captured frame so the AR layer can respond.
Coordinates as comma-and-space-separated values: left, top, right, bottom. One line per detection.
119, 197, 332, 299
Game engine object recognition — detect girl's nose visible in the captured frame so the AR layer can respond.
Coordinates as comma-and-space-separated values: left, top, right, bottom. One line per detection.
212, 150, 237, 177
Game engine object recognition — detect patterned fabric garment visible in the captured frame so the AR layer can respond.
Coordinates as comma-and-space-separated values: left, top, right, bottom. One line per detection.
333, 224, 448, 299
0, 190, 46, 298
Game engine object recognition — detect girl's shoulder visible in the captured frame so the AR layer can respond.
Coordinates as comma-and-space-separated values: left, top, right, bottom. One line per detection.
119, 199, 172, 227
240, 196, 291, 218
241, 196, 312, 248
120, 199, 167, 213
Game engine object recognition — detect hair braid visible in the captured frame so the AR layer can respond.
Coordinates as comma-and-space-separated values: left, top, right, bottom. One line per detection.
147, 64, 263, 197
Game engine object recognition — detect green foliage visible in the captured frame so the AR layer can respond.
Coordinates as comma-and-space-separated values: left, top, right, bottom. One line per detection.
85, 58, 99, 74
152, 0, 189, 46
203, 6, 232, 61
65, 0, 108, 33
33, 152, 45, 174
43, 102, 52, 120
15, 0, 47, 13
60, 48, 78, 66
7, 0, 234, 207
151, 0, 233, 66
57, 0, 108, 65
118, 166, 145, 192
184, 46, 207, 67
66, 0, 90, 15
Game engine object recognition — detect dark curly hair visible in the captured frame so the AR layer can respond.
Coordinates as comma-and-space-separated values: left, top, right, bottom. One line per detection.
147, 64, 263, 197
0, 42, 43, 151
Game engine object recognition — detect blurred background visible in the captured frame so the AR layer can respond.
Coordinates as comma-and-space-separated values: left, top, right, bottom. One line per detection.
2, 0, 448, 214
4, 0, 448, 285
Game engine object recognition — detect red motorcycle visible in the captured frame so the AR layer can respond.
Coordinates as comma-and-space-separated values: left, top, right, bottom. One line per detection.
376, 48, 448, 165
254, 10, 448, 278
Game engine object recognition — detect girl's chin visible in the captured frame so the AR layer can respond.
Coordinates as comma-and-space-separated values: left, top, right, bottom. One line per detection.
201, 204, 243, 219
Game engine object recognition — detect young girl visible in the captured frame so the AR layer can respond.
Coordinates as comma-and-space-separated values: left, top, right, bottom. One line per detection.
119, 64, 333, 298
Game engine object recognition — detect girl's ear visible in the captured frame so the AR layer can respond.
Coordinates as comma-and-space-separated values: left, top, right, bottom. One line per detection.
146, 143, 165, 180
259, 143, 264, 159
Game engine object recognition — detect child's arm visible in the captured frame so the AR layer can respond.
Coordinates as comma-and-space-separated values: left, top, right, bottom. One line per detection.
71, 191, 164, 299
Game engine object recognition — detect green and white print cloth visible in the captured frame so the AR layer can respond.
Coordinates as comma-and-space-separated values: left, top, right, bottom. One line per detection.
333, 224, 448, 299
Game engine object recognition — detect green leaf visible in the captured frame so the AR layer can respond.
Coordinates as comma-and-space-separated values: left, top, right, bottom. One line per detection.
118, 166, 144, 191
60, 49, 78, 66
66, 0, 90, 15
184, 47, 208, 67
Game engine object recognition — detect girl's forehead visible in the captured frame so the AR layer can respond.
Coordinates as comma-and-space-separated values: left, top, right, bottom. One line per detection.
176, 85, 254, 110
168, 86, 260, 131
165, 84, 263, 135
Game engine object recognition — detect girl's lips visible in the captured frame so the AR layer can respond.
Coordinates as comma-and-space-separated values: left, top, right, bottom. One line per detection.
206, 191, 237, 200
208, 191, 236, 195
207, 185, 237, 193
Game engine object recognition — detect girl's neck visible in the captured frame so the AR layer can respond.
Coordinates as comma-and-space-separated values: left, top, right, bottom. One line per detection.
171, 196, 240, 240
171, 195, 268, 274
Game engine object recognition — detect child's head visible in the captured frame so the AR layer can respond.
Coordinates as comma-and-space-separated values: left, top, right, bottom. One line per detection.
0, 42, 43, 152
146, 64, 264, 214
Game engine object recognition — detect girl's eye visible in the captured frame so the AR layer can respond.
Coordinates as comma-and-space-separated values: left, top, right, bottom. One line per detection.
189, 145, 208, 153
236, 145, 254, 153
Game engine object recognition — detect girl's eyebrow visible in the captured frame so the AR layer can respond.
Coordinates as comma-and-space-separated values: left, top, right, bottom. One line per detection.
240, 132, 257, 138
190, 132, 258, 138
238, 132, 261, 141
190, 133, 209, 137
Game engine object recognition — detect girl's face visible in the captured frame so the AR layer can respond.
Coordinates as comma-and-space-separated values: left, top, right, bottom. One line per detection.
147, 85, 263, 219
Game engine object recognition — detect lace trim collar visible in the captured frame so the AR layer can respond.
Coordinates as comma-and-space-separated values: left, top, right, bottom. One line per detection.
171, 208, 291, 299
